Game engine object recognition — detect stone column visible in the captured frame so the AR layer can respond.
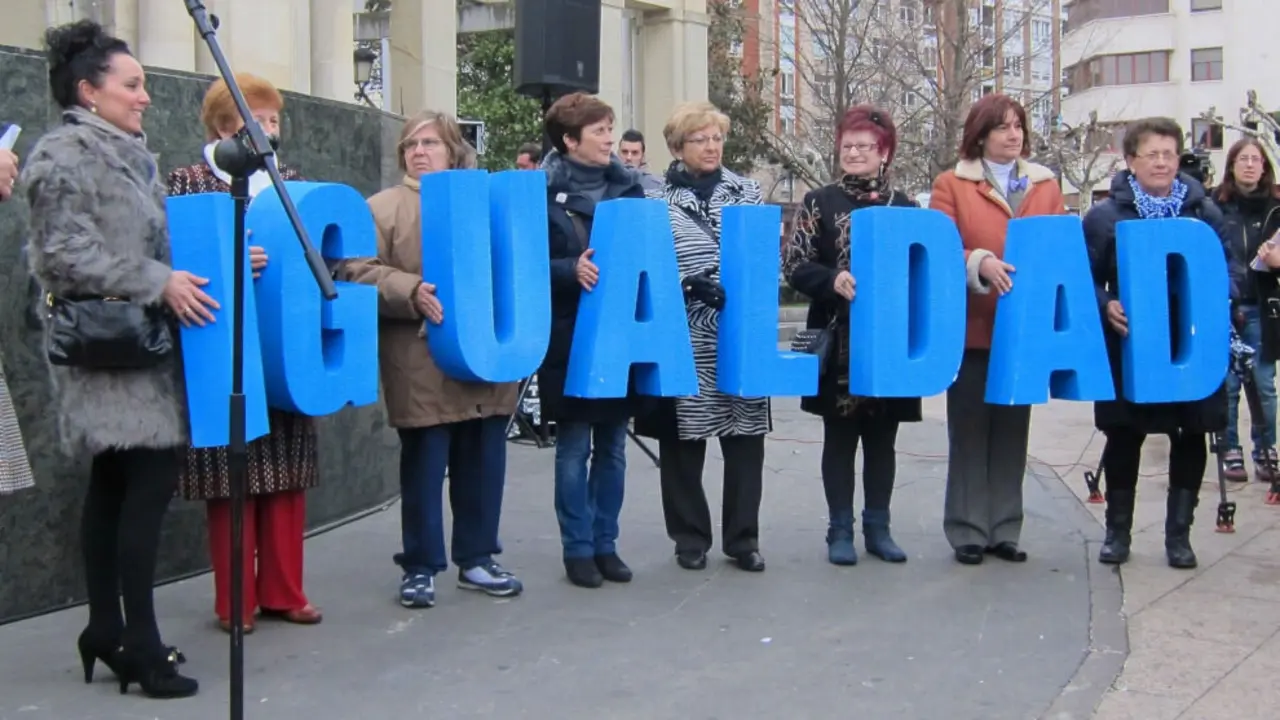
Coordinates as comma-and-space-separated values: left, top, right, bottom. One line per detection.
194, 0, 308, 93
136, 0, 197, 72
388, 0, 456, 117
1, 1, 48, 48
638, 2, 710, 159
309, 0, 355, 103
597, 0, 627, 121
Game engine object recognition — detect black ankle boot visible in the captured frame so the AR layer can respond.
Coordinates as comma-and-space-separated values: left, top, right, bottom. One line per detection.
564, 557, 603, 588
117, 646, 198, 699
1165, 487, 1199, 569
1098, 489, 1135, 565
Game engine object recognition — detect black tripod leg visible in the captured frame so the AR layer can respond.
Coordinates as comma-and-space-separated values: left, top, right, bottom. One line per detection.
627, 427, 660, 468
1212, 428, 1238, 532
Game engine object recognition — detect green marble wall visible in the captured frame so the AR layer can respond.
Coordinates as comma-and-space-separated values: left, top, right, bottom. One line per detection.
0, 45, 407, 623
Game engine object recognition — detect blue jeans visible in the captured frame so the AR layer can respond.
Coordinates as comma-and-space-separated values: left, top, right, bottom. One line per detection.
395, 416, 509, 575
553, 420, 628, 560
1227, 305, 1278, 450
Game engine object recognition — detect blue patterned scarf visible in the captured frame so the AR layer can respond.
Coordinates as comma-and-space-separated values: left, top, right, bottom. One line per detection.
1127, 174, 1188, 219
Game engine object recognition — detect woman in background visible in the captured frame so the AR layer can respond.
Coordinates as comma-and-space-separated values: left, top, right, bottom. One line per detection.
167, 73, 322, 634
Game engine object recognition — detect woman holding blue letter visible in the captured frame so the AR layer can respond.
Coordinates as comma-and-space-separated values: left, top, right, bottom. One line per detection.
539, 92, 648, 588
784, 105, 920, 566
636, 101, 770, 573
930, 93, 1066, 566
344, 110, 522, 607
1086, 117, 1241, 569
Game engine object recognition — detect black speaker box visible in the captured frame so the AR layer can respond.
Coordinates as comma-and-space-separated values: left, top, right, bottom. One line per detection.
514, 0, 602, 100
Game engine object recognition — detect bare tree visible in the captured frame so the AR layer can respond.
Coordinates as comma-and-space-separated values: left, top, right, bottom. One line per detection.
1200, 90, 1280, 181
1033, 110, 1122, 214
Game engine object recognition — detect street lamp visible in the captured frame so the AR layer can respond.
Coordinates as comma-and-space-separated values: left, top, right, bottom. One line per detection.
353, 47, 377, 108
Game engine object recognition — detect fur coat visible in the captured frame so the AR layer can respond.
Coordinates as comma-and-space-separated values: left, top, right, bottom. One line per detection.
22, 107, 187, 455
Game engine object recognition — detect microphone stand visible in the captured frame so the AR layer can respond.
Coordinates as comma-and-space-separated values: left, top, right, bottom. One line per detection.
182, 3, 338, 719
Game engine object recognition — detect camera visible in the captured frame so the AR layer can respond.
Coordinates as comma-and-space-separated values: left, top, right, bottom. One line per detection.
459, 120, 487, 156
1179, 150, 1212, 185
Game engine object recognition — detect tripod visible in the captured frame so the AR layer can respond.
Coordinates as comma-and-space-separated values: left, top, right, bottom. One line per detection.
182, 3, 337, 719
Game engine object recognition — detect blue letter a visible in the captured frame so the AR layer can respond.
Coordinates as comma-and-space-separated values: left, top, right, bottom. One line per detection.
847, 206, 966, 397
986, 216, 1114, 404
565, 198, 698, 398
166, 193, 270, 448
420, 170, 551, 382
1117, 217, 1229, 403
718, 204, 817, 396
247, 182, 379, 415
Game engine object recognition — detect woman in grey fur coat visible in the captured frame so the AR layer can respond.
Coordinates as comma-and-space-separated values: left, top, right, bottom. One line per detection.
23, 21, 213, 699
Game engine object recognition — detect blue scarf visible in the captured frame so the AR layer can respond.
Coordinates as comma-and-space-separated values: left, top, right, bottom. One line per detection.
1127, 174, 1188, 219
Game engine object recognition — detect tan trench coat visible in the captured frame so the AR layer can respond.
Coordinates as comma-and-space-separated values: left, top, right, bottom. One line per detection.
343, 178, 517, 428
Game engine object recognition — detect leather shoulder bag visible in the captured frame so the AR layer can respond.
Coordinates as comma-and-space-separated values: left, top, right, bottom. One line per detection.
46, 293, 174, 370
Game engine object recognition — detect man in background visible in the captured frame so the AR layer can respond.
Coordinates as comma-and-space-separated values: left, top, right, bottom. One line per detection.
618, 129, 662, 190
515, 142, 541, 170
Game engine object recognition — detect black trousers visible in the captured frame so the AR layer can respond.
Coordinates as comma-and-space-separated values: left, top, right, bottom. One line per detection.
821, 417, 898, 518
1102, 428, 1207, 494
658, 435, 765, 556
82, 447, 180, 652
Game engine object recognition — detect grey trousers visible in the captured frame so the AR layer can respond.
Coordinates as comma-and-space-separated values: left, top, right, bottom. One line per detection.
944, 350, 1032, 548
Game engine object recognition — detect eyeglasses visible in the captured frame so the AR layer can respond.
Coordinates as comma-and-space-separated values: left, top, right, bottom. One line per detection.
401, 137, 443, 152
1136, 151, 1178, 164
842, 143, 879, 154
1236, 155, 1266, 166
685, 134, 725, 147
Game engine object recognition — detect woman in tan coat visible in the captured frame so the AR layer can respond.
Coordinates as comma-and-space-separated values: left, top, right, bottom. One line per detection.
929, 93, 1066, 566
344, 111, 522, 608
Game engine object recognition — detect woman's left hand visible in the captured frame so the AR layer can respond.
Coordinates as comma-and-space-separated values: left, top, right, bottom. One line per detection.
1258, 237, 1280, 270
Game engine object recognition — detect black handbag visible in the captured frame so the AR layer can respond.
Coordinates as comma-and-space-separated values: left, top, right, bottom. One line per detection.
790, 315, 840, 375
45, 293, 174, 370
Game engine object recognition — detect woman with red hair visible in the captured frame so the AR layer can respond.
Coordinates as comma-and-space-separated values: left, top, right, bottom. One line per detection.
929, 93, 1066, 566
167, 73, 322, 633
783, 105, 920, 566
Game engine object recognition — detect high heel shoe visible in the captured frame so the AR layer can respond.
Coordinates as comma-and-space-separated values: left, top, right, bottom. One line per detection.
116, 646, 199, 699
77, 629, 124, 684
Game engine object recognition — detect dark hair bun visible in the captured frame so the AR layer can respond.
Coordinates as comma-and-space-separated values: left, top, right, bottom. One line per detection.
43, 19, 111, 68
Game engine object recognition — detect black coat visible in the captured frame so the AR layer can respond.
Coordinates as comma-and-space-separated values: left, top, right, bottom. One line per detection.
1084, 171, 1244, 434
1218, 189, 1280, 362
538, 151, 649, 425
783, 180, 923, 423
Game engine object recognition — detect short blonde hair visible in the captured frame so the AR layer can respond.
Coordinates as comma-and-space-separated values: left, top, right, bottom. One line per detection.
663, 101, 731, 154
201, 73, 284, 141
396, 110, 477, 172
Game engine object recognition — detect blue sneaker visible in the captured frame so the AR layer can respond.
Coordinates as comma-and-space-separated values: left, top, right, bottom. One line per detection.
399, 572, 435, 608
457, 561, 523, 597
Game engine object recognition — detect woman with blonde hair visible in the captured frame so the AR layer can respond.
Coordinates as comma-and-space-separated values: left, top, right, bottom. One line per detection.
635, 101, 771, 573
344, 111, 523, 608
166, 73, 322, 634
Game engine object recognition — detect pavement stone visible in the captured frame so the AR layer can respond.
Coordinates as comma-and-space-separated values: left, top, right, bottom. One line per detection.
0, 398, 1104, 720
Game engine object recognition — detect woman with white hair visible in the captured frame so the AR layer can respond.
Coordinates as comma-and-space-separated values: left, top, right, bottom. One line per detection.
635, 101, 771, 573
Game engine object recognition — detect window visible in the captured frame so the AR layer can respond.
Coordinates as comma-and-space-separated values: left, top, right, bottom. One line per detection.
1032, 57, 1052, 82
982, 46, 995, 69
899, 0, 919, 24
780, 71, 795, 99
1191, 47, 1223, 81
1191, 119, 1223, 149
1032, 19, 1052, 44
1065, 51, 1171, 92
922, 46, 939, 78
901, 91, 918, 109
1004, 54, 1024, 79
781, 115, 796, 136
923, 3, 935, 26
1067, 0, 1169, 28
872, 38, 889, 62
1191, 0, 1222, 10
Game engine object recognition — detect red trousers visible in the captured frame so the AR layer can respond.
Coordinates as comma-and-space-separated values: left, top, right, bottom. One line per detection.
206, 490, 309, 622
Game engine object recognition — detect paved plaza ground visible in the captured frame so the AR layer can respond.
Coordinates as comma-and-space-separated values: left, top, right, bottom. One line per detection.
0, 398, 1110, 720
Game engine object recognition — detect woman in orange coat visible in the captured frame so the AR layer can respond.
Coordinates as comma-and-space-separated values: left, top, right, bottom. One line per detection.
929, 93, 1066, 566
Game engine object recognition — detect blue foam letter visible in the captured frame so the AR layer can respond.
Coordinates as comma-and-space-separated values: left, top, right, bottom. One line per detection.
986, 216, 1114, 404
247, 182, 379, 415
718, 204, 817, 396
419, 170, 551, 382
565, 198, 698, 398
1116, 217, 1229, 403
847, 206, 966, 397
166, 193, 270, 448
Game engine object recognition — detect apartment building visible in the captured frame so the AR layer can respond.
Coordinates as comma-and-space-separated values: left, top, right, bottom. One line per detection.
1060, 0, 1279, 203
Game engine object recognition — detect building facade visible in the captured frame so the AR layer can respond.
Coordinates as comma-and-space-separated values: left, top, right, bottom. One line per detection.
2, 0, 710, 157
1060, 0, 1276, 201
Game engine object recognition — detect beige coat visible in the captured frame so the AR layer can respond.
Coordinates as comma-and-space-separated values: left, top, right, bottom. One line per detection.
343, 177, 517, 429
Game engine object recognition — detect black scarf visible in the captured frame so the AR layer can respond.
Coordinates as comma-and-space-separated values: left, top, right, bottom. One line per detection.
665, 161, 722, 203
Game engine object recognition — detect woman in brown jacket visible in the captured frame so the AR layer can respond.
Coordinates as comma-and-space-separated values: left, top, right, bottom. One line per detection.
929, 93, 1066, 566
344, 111, 522, 608
167, 74, 321, 633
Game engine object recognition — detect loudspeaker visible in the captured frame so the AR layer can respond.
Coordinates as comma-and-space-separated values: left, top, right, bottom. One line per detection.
514, 0, 602, 101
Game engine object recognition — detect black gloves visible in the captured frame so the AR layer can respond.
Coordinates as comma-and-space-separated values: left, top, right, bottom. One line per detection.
682, 267, 726, 311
